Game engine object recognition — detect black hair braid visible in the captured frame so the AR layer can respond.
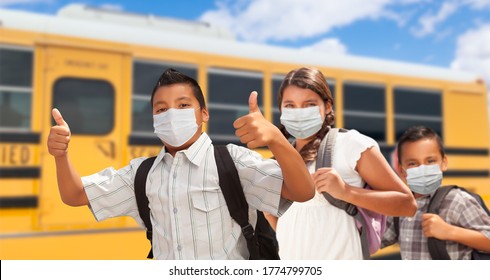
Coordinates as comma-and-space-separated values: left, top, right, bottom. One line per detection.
299, 120, 331, 163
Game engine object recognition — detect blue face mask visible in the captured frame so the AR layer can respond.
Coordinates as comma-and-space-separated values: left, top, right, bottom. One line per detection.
406, 164, 443, 195
280, 106, 323, 139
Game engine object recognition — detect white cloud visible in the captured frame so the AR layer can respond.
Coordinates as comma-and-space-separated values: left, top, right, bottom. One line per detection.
450, 24, 490, 119
98, 4, 124, 12
410, 2, 458, 37
451, 23, 490, 82
300, 38, 348, 54
463, 0, 490, 9
408, 0, 490, 39
0, 0, 51, 6
434, 27, 453, 41
398, 0, 430, 3
200, 0, 394, 42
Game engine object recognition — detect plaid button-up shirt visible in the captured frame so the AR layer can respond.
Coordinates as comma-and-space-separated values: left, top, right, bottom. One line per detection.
382, 188, 490, 260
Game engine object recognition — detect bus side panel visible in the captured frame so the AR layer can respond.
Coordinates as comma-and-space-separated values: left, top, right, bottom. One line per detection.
0, 230, 149, 259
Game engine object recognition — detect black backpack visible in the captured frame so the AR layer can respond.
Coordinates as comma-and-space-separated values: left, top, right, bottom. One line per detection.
134, 145, 280, 260
394, 185, 490, 260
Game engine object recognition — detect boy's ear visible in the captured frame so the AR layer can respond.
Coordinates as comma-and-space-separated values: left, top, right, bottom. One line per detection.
201, 107, 209, 123
441, 155, 448, 172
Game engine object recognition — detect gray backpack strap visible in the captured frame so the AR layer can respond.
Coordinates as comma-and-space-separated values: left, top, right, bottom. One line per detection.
316, 127, 370, 260
316, 128, 357, 214
316, 127, 337, 170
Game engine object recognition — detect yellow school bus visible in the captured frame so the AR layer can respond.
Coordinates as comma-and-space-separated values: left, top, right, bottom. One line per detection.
0, 4, 488, 259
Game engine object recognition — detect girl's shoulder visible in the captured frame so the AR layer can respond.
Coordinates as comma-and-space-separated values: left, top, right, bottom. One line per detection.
335, 129, 379, 150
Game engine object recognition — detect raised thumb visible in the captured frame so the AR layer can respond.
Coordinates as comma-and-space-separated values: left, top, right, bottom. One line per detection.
248, 91, 260, 114
52, 108, 68, 127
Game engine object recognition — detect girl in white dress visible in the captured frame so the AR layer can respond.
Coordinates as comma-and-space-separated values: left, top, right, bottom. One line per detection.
266, 67, 417, 259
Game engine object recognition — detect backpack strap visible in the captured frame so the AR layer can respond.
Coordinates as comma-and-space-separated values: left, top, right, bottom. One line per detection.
426, 185, 457, 260
428, 185, 490, 260
316, 128, 370, 260
393, 216, 400, 238
214, 145, 260, 260
317, 128, 358, 214
134, 156, 157, 259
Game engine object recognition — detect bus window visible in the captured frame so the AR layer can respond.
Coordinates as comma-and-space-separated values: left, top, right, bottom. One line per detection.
394, 87, 442, 140
271, 75, 335, 127
0, 47, 33, 130
271, 75, 284, 126
207, 68, 263, 145
343, 82, 386, 142
131, 61, 197, 135
52, 78, 114, 135
327, 80, 336, 101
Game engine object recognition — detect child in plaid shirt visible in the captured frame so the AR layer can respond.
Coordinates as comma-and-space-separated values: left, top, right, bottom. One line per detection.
381, 126, 490, 259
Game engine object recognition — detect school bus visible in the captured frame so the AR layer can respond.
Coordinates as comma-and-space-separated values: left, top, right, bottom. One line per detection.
0, 4, 488, 259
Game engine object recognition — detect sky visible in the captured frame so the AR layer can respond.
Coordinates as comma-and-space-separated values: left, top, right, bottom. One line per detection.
2, 0, 490, 115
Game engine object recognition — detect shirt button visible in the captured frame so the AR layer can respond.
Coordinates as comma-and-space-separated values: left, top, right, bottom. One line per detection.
407, 218, 412, 222
177, 245, 182, 251
405, 238, 410, 242
173, 208, 178, 214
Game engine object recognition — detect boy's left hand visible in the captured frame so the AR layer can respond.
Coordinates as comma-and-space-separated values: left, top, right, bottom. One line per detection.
422, 213, 452, 240
233, 91, 280, 149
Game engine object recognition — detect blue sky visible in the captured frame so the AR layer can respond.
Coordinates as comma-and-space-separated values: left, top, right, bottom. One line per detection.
2, 1, 490, 97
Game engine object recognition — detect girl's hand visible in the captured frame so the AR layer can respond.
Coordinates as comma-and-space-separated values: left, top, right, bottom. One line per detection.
313, 167, 349, 200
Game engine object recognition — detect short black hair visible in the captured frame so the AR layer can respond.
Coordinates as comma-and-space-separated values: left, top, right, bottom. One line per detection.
150, 68, 206, 109
397, 126, 445, 164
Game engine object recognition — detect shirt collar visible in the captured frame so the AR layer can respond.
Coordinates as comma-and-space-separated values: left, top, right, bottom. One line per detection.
415, 192, 434, 212
183, 132, 212, 166
154, 132, 212, 167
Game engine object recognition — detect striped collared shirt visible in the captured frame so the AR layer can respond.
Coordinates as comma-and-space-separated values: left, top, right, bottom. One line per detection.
382, 188, 490, 260
83, 132, 290, 259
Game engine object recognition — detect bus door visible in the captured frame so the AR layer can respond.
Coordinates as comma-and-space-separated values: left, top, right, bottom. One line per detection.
39, 45, 127, 228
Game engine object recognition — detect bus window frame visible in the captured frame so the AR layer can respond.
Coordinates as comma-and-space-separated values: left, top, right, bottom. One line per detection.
206, 67, 264, 144
393, 85, 443, 140
342, 80, 387, 143
52, 76, 116, 136
131, 59, 198, 136
132, 59, 198, 97
0, 45, 34, 133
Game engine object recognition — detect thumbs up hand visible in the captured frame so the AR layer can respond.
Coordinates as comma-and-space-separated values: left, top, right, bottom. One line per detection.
233, 91, 281, 149
47, 108, 71, 157
248, 90, 260, 114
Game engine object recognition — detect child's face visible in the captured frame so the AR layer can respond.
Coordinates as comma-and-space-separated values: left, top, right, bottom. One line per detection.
152, 83, 209, 124
152, 84, 209, 149
281, 85, 331, 114
397, 138, 447, 182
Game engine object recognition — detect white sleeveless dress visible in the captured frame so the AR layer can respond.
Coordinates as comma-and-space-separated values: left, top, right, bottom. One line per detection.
276, 129, 378, 259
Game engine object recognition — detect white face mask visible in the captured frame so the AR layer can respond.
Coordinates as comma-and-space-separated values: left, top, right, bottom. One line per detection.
280, 106, 323, 139
406, 164, 443, 195
153, 108, 199, 147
